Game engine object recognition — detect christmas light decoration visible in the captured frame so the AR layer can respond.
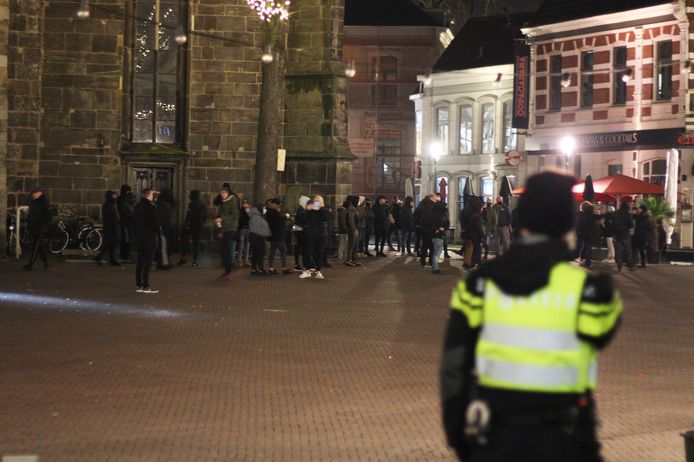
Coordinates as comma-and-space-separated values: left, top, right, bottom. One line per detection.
245, 0, 291, 22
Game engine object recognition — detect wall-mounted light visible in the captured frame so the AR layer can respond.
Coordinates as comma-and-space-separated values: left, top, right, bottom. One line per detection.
77, 0, 90, 19
261, 45, 273, 64
422, 75, 432, 87
494, 73, 502, 83
175, 25, 188, 45
560, 72, 571, 88
621, 68, 633, 83
345, 60, 356, 78
560, 136, 576, 156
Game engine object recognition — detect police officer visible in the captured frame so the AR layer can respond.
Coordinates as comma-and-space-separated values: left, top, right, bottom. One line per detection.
441, 171, 622, 462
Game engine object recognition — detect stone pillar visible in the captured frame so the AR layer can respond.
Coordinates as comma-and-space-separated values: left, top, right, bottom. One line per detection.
283, 0, 354, 208
0, 0, 7, 259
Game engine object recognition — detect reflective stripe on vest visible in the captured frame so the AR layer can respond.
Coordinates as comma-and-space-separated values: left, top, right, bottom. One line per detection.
476, 262, 597, 393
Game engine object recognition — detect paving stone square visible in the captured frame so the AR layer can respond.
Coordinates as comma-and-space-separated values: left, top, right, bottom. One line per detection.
0, 254, 693, 461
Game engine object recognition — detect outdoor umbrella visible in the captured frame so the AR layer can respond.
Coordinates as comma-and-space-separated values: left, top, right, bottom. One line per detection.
572, 174, 664, 205
462, 176, 474, 198
498, 176, 512, 205
583, 174, 595, 202
513, 184, 617, 203
405, 178, 414, 199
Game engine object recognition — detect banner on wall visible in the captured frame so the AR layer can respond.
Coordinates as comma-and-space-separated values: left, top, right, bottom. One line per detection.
512, 41, 530, 130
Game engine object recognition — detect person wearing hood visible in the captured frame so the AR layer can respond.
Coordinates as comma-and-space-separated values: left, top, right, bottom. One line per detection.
293, 195, 310, 271
178, 190, 207, 267
400, 197, 415, 256
459, 196, 484, 269
299, 195, 329, 279
372, 195, 389, 257
215, 185, 241, 280
213, 183, 232, 207
117, 184, 135, 262
95, 190, 120, 266
441, 171, 622, 462
23, 188, 53, 271
388, 196, 402, 253
632, 204, 652, 268
266, 198, 292, 275
355, 196, 372, 257
248, 203, 271, 276
133, 189, 160, 293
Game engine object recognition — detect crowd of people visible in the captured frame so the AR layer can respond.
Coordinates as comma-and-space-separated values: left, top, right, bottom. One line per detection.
18, 180, 668, 292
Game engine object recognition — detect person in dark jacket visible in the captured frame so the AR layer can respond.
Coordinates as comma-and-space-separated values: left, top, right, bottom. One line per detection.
216, 186, 241, 279
155, 188, 175, 269
133, 189, 160, 293
178, 190, 207, 267
95, 190, 120, 266
238, 199, 251, 268
494, 197, 512, 255
430, 199, 450, 274
337, 197, 350, 264
656, 218, 667, 262
460, 196, 484, 269
23, 189, 52, 271
248, 204, 272, 276
266, 198, 292, 274
299, 195, 330, 279
388, 196, 401, 252
632, 204, 652, 268
415, 194, 437, 269
400, 197, 416, 256
612, 202, 635, 272
346, 195, 360, 266
577, 201, 602, 268
372, 195, 389, 257
117, 184, 135, 262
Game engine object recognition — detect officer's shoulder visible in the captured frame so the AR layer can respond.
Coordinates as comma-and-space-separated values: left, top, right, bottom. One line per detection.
580, 271, 615, 303
462, 270, 486, 297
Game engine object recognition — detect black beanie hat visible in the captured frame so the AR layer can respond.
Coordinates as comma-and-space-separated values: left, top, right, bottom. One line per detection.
517, 171, 576, 238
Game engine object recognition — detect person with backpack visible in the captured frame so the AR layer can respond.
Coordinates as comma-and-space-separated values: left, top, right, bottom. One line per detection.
613, 202, 635, 272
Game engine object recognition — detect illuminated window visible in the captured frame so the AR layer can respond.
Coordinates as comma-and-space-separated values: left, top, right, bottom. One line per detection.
480, 177, 494, 202
459, 105, 473, 154
503, 100, 516, 151
613, 46, 628, 105
132, 0, 186, 144
415, 110, 422, 156
437, 107, 449, 153
643, 159, 667, 186
482, 103, 495, 153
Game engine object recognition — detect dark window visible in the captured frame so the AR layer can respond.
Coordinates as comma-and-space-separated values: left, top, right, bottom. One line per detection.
581, 51, 594, 108
376, 157, 401, 190
549, 55, 562, 111
608, 164, 623, 176
573, 154, 582, 178
371, 85, 397, 105
372, 56, 398, 81
656, 41, 672, 101
613, 46, 628, 105
132, 0, 186, 144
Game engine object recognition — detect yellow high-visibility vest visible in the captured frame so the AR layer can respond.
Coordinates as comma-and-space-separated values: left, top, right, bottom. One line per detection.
450, 262, 622, 393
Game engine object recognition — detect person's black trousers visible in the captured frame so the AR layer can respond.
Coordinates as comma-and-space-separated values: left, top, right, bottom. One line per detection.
120, 225, 133, 260
250, 232, 266, 271
293, 232, 304, 267
374, 227, 387, 254
27, 231, 48, 268
136, 248, 155, 287
420, 231, 433, 266
97, 241, 118, 264
403, 230, 413, 254
181, 228, 202, 261
303, 235, 326, 271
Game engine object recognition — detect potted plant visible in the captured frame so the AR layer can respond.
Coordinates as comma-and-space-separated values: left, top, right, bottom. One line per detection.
638, 196, 674, 263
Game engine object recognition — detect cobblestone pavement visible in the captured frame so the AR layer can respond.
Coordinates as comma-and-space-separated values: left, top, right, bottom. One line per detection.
0, 252, 692, 461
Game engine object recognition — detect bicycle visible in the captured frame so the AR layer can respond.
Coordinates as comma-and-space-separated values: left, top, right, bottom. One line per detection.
48, 215, 103, 254
6, 208, 29, 257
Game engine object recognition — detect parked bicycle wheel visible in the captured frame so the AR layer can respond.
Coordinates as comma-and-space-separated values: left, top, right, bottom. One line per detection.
49, 229, 69, 254
85, 228, 103, 251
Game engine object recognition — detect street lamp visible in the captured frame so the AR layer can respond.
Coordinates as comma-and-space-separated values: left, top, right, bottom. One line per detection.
430, 141, 443, 194
560, 135, 576, 171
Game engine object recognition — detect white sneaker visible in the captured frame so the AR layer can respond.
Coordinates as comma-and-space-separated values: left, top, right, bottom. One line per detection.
314, 271, 325, 279
299, 270, 312, 279
395, 252, 402, 256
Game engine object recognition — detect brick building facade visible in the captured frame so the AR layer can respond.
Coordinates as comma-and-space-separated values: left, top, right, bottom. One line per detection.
524, 0, 694, 248
1, 0, 352, 254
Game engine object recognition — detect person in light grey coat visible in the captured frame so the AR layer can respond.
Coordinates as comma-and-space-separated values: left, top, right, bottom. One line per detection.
249, 205, 271, 275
